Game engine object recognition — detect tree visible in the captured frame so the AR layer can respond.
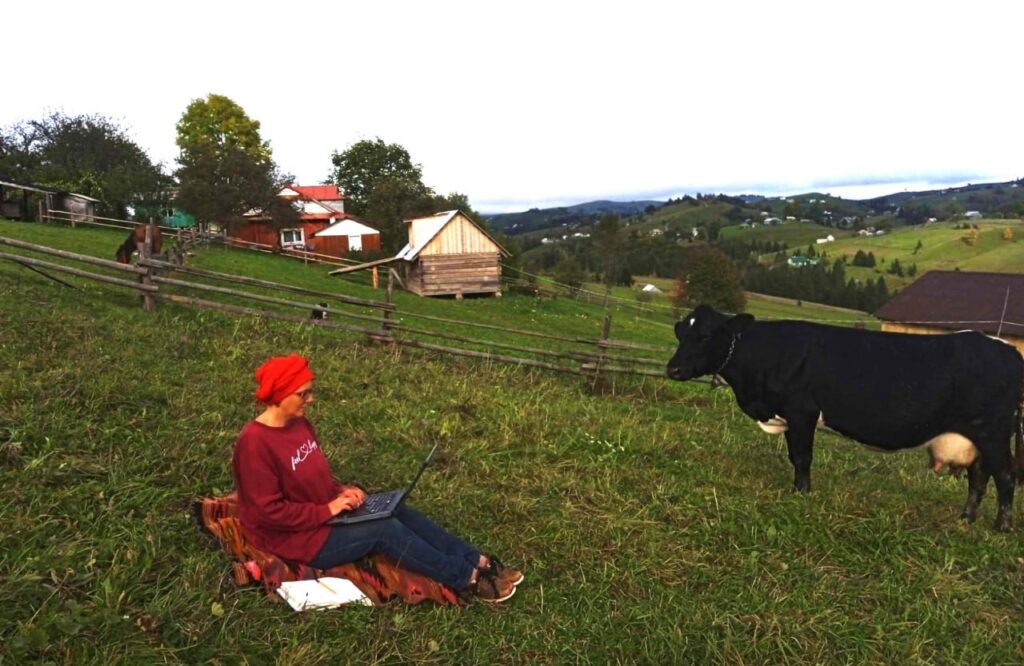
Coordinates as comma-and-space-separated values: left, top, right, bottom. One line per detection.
175, 94, 278, 228
551, 253, 587, 294
1, 112, 167, 217
330, 139, 441, 253
329, 139, 426, 217
592, 214, 629, 289
0, 121, 41, 185
671, 245, 746, 312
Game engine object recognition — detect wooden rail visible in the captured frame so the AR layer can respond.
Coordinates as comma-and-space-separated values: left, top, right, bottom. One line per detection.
140, 258, 393, 310
0, 234, 675, 383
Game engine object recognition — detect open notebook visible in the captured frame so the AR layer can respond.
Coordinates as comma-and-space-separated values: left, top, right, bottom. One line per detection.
275, 577, 372, 611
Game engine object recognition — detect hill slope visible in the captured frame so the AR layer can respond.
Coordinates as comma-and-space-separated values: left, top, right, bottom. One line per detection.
2, 220, 1023, 663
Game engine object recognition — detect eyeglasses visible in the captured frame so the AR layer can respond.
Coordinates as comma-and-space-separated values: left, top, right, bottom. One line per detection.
294, 388, 315, 401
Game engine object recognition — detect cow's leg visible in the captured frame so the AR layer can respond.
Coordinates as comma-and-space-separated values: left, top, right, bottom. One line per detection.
982, 448, 1015, 532
960, 461, 988, 523
784, 413, 817, 493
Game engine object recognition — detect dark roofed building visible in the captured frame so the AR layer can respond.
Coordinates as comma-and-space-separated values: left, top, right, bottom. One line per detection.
875, 270, 1024, 355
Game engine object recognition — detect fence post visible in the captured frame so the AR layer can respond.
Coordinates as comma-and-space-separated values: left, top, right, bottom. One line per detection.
372, 266, 379, 289
38, 201, 44, 224
140, 225, 155, 312
589, 314, 612, 392
378, 268, 395, 343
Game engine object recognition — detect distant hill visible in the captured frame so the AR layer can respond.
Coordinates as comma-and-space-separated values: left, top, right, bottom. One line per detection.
487, 178, 1024, 237
487, 200, 661, 234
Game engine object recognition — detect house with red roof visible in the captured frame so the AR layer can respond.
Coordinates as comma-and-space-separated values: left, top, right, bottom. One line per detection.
235, 184, 381, 257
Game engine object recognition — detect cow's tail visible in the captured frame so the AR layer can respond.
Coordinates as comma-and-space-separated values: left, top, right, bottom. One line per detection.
1016, 385, 1024, 484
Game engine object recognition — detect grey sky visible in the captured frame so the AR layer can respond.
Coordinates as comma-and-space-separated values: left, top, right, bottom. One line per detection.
4, 1, 1021, 212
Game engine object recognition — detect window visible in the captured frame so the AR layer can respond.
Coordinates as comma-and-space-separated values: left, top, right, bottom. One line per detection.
348, 235, 363, 252
280, 228, 304, 247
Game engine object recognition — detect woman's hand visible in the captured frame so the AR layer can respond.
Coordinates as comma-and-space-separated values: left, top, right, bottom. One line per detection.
327, 487, 366, 516
340, 485, 367, 505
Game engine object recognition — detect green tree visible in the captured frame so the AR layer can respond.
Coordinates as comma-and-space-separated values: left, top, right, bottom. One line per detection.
0, 121, 42, 185
551, 253, 587, 294
175, 94, 278, 228
671, 245, 746, 312
329, 139, 426, 217
176, 94, 270, 165
330, 139, 443, 253
592, 213, 629, 289
1, 112, 167, 217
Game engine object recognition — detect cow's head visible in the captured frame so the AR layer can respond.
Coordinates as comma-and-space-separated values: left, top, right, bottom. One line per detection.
666, 304, 754, 381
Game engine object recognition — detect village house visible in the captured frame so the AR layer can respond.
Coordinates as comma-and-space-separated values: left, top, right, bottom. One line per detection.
394, 210, 509, 297
875, 271, 1024, 356
787, 255, 818, 268
237, 184, 380, 258
330, 210, 508, 298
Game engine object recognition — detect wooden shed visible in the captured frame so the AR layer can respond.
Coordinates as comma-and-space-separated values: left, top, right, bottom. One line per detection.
0, 180, 98, 222
396, 210, 508, 297
875, 270, 1024, 356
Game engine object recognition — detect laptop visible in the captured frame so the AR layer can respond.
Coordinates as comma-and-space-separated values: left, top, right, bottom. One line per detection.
327, 443, 438, 525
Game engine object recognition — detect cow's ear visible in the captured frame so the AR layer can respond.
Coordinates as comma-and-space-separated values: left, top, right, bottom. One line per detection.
674, 320, 690, 340
724, 313, 755, 334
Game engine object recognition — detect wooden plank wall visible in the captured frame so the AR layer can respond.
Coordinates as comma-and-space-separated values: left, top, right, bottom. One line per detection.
419, 213, 499, 256
409, 252, 501, 296
314, 235, 350, 258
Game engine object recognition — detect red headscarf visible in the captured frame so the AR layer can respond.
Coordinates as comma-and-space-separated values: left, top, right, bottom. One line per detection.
254, 354, 314, 405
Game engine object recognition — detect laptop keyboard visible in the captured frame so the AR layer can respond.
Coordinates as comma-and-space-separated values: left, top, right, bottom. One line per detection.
362, 493, 394, 513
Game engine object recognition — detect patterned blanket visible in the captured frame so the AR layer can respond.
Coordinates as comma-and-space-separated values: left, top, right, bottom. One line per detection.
194, 493, 461, 607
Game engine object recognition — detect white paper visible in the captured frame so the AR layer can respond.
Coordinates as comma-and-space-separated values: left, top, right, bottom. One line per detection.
276, 577, 372, 611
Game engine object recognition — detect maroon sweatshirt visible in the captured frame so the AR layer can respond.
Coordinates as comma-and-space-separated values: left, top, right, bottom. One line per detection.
232, 417, 341, 563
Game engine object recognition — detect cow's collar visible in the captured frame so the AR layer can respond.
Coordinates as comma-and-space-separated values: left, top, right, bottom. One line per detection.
710, 333, 740, 389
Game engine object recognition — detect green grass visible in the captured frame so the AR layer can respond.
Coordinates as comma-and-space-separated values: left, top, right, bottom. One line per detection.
760, 220, 1024, 290
3, 220, 1024, 664
719, 220, 837, 246
583, 276, 878, 328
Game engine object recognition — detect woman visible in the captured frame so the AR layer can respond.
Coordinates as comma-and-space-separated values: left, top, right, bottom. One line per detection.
232, 353, 522, 603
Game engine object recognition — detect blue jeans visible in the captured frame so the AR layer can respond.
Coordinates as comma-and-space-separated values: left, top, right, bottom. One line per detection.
309, 505, 480, 590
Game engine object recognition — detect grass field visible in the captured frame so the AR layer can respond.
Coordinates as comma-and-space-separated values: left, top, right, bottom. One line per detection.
759, 219, 1024, 290
719, 221, 837, 247
2, 220, 1024, 664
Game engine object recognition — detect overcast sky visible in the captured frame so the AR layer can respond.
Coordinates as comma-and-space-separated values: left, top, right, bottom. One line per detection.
5, 1, 1022, 213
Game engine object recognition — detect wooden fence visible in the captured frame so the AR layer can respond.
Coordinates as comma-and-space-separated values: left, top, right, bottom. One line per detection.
0, 234, 691, 384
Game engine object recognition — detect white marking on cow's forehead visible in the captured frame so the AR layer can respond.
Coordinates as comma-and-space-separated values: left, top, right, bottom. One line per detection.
688, 317, 695, 326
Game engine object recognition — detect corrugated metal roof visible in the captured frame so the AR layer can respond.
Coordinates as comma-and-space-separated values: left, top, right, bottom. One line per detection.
293, 185, 344, 201
396, 210, 459, 260
0, 180, 54, 194
395, 210, 508, 261
875, 270, 1024, 337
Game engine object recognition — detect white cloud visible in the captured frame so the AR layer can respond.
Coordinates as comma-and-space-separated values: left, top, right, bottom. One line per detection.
3, 0, 1021, 213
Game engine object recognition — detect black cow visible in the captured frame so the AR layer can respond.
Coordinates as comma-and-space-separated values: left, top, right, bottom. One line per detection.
666, 305, 1024, 530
